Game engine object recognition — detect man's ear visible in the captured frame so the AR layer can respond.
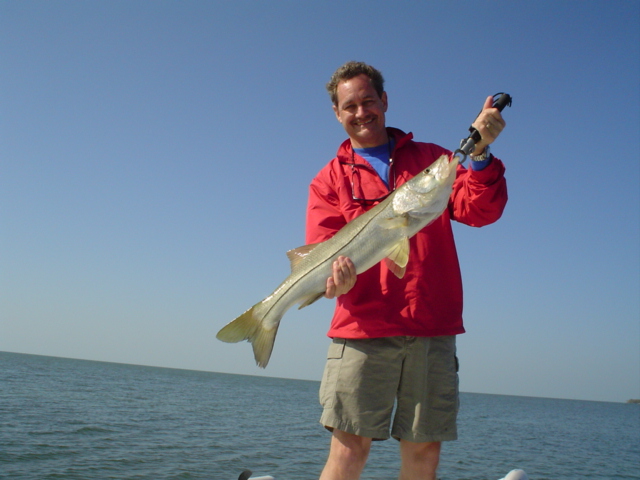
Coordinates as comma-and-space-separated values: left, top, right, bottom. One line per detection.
332, 104, 342, 123
381, 91, 388, 112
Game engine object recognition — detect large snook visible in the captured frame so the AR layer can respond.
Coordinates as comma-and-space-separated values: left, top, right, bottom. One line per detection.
216, 154, 458, 367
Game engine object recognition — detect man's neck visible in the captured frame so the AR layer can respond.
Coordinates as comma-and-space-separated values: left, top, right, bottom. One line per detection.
350, 132, 389, 150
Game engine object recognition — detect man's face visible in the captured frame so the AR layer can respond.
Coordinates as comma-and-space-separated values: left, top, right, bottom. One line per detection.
333, 74, 388, 149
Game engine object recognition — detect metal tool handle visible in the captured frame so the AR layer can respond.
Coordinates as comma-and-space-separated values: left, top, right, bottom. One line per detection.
456, 92, 512, 160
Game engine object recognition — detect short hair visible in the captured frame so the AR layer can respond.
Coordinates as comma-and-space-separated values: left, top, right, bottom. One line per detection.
326, 61, 385, 106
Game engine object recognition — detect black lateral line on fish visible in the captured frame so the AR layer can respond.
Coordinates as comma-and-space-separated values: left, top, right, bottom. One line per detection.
260, 197, 395, 320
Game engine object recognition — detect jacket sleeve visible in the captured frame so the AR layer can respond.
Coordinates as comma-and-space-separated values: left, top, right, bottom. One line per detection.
449, 156, 508, 227
306, 169, 347, 244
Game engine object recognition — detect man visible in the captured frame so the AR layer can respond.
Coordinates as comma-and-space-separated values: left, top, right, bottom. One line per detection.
306, 61, 508, 480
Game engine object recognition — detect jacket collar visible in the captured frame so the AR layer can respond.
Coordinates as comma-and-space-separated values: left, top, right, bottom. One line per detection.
336, 127, 414, 162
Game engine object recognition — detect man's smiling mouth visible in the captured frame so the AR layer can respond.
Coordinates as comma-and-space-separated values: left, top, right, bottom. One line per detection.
354, 118, 375, 127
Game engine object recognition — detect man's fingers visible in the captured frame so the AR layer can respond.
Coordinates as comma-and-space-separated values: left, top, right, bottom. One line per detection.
325, 256, 357, 298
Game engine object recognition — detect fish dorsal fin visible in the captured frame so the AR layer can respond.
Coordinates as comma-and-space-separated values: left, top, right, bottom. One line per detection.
286, 243, 319, 271
383, 236, 410, 279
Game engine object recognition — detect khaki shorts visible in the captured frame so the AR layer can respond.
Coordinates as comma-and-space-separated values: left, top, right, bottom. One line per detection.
319, 336, 459, 442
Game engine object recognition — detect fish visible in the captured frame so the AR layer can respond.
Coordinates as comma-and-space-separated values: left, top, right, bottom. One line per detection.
216, 154, 458, 367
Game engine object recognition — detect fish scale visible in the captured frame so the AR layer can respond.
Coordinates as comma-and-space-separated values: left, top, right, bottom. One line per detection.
216, 154, 458, 367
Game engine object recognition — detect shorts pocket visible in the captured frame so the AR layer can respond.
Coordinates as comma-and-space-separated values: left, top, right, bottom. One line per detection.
319, 339, 346, 408
327, 338, 346, 359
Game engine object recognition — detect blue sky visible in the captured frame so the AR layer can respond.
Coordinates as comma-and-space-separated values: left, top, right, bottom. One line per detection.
2, 1, 638, 403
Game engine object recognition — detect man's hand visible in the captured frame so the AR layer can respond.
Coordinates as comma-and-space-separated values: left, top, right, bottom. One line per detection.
471, 95, 506, 155
325, 256, 357, 299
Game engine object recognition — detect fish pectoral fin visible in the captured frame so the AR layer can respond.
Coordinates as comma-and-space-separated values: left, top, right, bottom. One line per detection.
384, 258, 407, 279
380, 214, 409, 229
383, 236, 410, 279
298, 291, 325, 310
286, 243, 320, 271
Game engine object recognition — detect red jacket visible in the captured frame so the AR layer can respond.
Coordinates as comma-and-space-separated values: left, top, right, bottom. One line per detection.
306, 128, 508, 339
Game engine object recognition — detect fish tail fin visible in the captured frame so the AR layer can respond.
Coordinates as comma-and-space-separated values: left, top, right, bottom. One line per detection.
251, 321, 279, 369
216, 304, 278, 368
216, 305, 259, 343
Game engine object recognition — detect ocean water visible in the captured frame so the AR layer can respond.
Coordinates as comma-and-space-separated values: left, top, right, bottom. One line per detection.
1, 351, 638, 480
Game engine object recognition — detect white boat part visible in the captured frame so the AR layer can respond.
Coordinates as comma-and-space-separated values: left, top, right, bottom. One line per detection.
238, 470, 274, 480
499, 469, 529, 480
238, 468, 527, 480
